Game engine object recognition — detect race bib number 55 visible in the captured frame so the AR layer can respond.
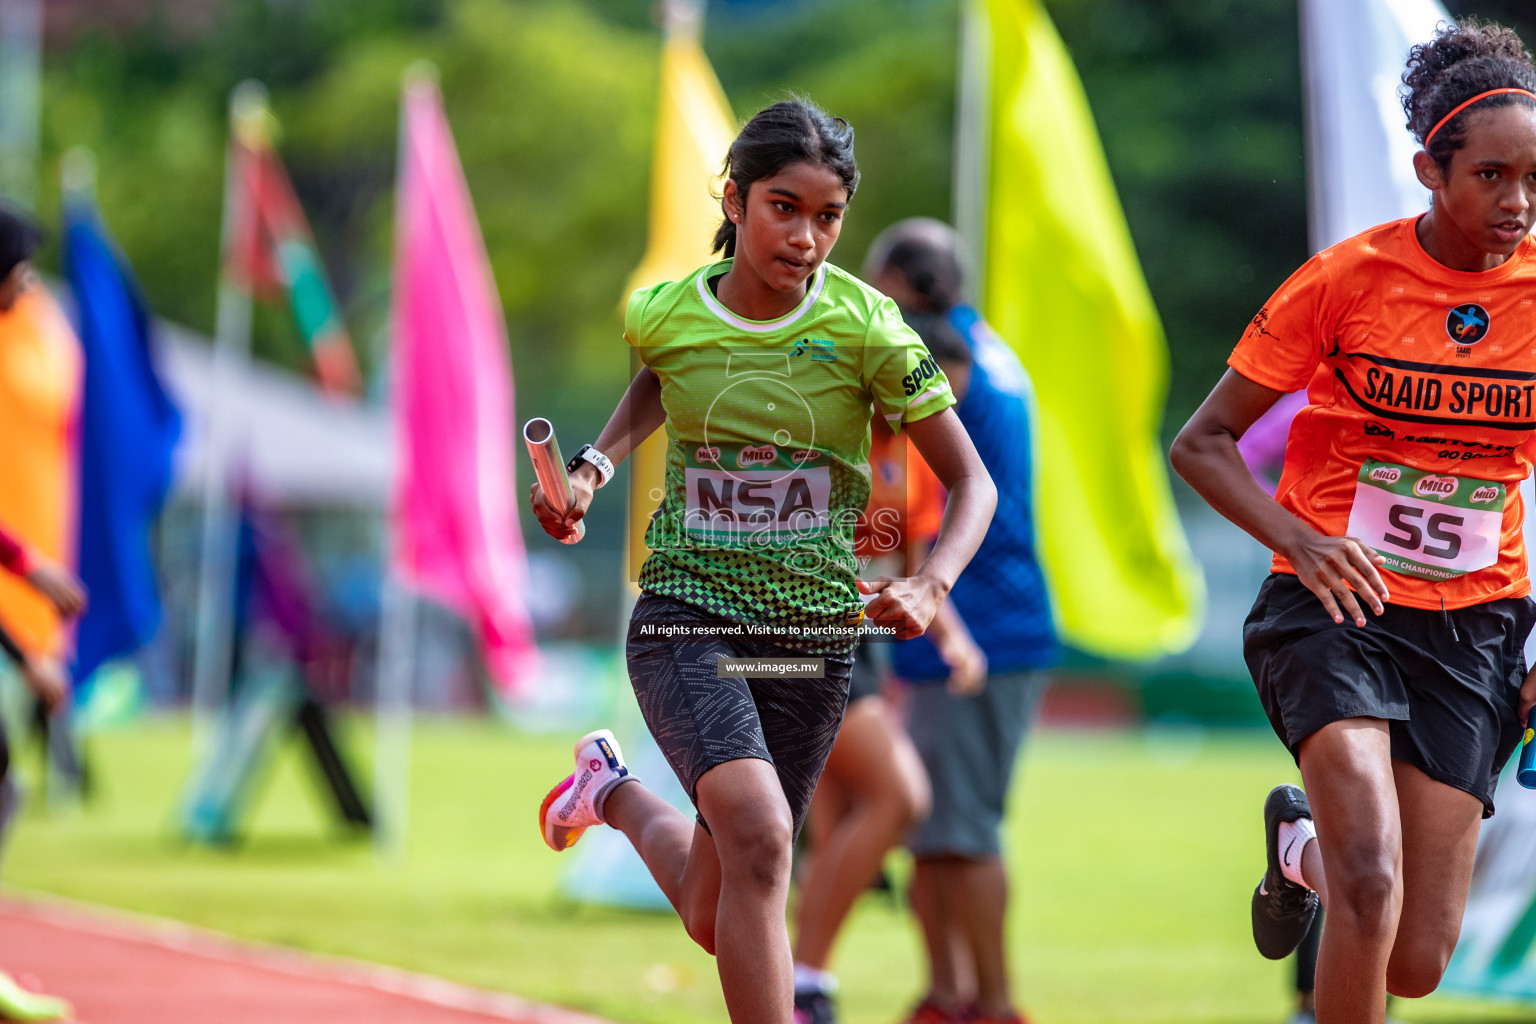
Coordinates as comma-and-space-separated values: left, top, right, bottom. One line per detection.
1344, 460, 1505, 581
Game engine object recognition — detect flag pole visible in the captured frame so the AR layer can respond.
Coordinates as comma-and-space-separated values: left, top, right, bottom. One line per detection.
373, 64, 434, 861
952, 0, 990, 306
190, 81, 264, 759
0, 0, 41, 210
1297, 0, 1328, 255
662, 0, 703, 36
623, 0, 709, 599
372, 566, 416, 860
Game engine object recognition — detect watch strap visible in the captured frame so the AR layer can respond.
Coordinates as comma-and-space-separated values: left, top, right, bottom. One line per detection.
567, 444, 615, 488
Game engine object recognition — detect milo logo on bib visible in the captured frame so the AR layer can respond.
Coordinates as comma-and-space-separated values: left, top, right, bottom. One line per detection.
1345, 459, 1505, 581
1414, 475, 1457, 499
683, 444, 831, 545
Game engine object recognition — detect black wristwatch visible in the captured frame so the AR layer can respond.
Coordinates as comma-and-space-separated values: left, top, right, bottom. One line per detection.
566, 444, 615, 488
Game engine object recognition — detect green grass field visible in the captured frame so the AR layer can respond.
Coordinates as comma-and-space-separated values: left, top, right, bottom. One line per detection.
2, 716, 1531, 1024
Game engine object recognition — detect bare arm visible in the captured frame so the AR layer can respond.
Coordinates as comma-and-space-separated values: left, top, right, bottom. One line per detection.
861, 408, 997, 640
529, 367, 665, 541
586, 366, 666, 469
1169, 368, 1388, 626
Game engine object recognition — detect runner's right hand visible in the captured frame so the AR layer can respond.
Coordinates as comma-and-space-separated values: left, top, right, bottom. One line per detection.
1283, 529, 1389, 627
529, 469, 595, 543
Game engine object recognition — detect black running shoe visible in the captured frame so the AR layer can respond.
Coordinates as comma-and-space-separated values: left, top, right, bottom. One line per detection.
793, 989, 838, 1024
1252, 783, 1320, 960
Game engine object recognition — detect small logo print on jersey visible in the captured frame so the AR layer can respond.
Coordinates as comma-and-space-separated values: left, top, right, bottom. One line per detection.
1414, 475, 1458, 499
1445, 303, 1490, 345
695, 445, 721, 464
1248, 307, 1278, 340
1364, 421, 1394, 439
791, 449, 821, 464
1368, 466, 1401, 484
738, 444, 777, 468
589, 758, 602, 773
902, 358, 942, 397
792, 338, 836, 362
1471, 485, 1500, 504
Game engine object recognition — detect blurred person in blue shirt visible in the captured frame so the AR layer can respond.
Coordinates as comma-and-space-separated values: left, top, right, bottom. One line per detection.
866, 218, 1058, 1024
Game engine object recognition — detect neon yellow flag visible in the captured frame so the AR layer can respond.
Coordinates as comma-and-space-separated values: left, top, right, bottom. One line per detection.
623, 16, 735, 584
972, 0, 1203, 658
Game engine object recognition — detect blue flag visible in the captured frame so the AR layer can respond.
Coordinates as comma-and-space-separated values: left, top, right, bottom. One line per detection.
65, 199, 181, 687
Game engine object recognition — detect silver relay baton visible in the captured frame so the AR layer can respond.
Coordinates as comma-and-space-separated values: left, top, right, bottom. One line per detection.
523, 418, 586, 544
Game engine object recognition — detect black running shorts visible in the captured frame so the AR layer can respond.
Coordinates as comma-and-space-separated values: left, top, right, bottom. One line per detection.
1244, 572, 1536, 817
846, 641, 882, 703
626, 592, 853, 838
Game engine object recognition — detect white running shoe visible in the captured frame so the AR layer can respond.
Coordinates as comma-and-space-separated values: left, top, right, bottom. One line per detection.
539, 729, 634, 852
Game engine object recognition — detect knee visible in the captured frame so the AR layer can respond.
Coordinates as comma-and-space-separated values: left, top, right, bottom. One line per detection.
1386, 948, 1450, 999
715, 810, 793, 891
1386, 932, 1457, 998
896, 770, 931, 830
681, 897, 717, 956
870, 773, 929, 833
1327, 847, 1401, 934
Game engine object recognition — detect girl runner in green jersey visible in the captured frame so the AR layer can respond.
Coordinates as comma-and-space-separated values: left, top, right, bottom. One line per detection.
530, 99, 997, 1024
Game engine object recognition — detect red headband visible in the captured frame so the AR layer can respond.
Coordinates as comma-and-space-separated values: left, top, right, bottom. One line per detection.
1424, 87, 1536, 148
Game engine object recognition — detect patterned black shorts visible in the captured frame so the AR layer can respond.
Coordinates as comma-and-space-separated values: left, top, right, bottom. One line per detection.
626, 592, 853, 838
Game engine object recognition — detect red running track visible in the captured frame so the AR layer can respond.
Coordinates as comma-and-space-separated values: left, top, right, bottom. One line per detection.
0, 896, 613, 1024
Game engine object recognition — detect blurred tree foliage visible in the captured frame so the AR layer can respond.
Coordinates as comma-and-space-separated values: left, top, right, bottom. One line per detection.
27, 0, 1536, 435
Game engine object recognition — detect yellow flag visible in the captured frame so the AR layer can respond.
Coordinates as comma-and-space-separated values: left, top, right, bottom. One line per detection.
972, 0, 1203, 658
623, 18, 735, 584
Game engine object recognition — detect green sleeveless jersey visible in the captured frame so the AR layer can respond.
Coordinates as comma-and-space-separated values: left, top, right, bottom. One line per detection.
626, 258, 956, 646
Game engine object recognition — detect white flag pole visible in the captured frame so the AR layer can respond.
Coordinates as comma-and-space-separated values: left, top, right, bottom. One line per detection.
189, 81, 264, 760
0, 0, 41, 211
372, 67, 434, 861
951, 0, 990, 306
372, 568, 417, 861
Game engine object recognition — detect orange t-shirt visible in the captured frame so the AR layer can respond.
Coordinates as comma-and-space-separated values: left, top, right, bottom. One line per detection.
855, 429, 944, 561
0, 286, 81, 655
1228, 217, 1536, 610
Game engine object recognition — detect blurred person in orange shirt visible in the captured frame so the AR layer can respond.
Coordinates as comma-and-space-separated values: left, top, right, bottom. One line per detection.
0, 209, 86, 1022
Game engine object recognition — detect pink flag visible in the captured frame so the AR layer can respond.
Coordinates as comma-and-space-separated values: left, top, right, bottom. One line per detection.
390, 74, 537, 694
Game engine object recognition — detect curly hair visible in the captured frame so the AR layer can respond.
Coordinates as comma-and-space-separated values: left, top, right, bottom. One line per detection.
711, 98, 859, 258
1402, 18, 1536, 168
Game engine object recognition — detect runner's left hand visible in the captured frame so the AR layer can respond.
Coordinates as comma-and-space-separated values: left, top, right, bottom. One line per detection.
858, 576, 946, 641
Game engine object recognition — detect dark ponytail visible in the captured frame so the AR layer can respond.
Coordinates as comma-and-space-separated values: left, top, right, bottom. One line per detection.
1403, 18, 1536, 169
712, 98, 860, 258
